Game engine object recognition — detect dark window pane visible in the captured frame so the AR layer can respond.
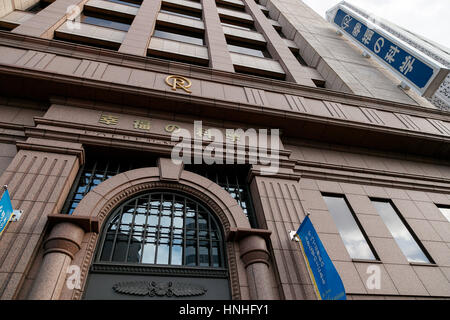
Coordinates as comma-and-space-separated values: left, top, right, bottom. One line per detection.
372, 200, 430, 263
153, 28, 204, 45
160, 8, 202, 20
107, 0, 141, 7
80, 14, 131, 32
227, 43, 267, 58
323, 195, 377, 260
27, 1, 50, 13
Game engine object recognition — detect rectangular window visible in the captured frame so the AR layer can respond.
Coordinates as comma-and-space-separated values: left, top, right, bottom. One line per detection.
221, 17, 255, 31
323, 194, 377, 260
160, 5, 202, 20
227, 40, 271, 58
371, 199, 432, 263
26, 1, 50, 13
153, 26, 204, 46
437, 205, 450, 222
216, 0, 246, 12
106, 0, 142, 7
80, 13, 132, 32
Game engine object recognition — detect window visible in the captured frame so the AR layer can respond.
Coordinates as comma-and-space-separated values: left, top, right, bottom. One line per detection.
323, 194, 378, 260
291, 49, 308, 66
227, 40, 271, 58
312, 79, 326, 88
79, 13, 132, 32
160, 5, 202, 20
106, 0, 142, 7
185, 164, 257, 228
216, 0, 246, 12
63, 149, 254, 225
98, 191, 225, 268
437, 205, 450, 222
221, 17, 255, 31
371, 199, 432, 264
62, 148, 157, 214
26, 1, 50, 13
153, 25, 204, 46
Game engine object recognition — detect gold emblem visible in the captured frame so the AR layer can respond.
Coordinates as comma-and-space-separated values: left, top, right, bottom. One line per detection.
99, 114, 119, 125
133, 119, 151, 130
165, 75, 192, 93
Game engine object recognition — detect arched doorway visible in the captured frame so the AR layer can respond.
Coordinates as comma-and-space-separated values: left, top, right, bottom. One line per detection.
83, 190, 231, 299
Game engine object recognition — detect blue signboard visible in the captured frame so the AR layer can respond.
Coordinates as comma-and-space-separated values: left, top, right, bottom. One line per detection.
0, 189, 14, 236
295, 216, 346, 300
332, 8, 437, 91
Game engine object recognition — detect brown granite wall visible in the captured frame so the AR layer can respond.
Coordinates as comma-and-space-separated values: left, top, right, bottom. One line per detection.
0, 138, 83, 299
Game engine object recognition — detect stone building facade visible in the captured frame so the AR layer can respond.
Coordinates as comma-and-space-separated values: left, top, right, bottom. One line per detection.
0, 0, 449, 300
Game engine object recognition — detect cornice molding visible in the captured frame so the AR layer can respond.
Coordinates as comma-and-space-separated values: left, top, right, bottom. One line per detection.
295, 161, 450, 193
15, 139, 85, 163
0, 31, 449, 119
1, 64, 447, 145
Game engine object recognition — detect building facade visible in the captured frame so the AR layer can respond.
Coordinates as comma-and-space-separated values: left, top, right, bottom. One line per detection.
0, 0, 449, 300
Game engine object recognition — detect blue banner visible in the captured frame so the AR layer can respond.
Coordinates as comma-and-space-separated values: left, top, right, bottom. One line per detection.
296, 216, 346, 300
0, 189, 14, 236
333, 8, 434, 89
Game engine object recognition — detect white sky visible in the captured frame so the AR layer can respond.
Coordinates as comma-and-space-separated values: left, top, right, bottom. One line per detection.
302, 0, 450, 49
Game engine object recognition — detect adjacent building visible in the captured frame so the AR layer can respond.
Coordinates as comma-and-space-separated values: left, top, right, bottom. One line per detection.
0, 0, 449, 300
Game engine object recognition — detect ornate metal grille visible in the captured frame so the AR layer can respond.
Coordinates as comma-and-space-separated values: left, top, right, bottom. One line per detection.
185, 165, 257, 228
63, 154, 257, 227
97, 191, 224, 268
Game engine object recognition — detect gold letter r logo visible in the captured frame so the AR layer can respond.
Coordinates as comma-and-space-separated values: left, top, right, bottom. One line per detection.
165, 75, 192, 93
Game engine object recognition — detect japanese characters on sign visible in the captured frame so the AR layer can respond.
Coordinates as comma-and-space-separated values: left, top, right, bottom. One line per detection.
98, 115, 242, 142
328, 6, 449, 97
295, 216, 346, 300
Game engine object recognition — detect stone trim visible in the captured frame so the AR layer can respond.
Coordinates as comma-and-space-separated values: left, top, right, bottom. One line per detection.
16, 138, 85, 165
47, 214, 99, 233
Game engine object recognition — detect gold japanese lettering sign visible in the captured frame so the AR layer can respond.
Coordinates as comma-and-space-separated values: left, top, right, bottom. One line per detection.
165, 75, 192, 93
99, 114, 119, 125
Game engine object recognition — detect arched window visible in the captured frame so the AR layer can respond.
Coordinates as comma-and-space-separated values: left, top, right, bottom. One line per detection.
97, 191, 225, 268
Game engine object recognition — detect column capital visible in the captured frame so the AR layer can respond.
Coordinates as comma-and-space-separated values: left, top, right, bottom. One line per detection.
228, 228, 272, 267
16, 138, 85, 165
43, 221, 85, 259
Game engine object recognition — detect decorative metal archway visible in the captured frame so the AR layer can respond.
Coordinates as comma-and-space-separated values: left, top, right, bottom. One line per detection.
83, 190, 231, 300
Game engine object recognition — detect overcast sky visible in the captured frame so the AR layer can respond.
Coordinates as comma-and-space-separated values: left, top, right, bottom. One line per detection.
302, 0, 450, 49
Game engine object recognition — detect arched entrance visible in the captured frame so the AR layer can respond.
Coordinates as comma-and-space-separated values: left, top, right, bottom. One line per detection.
83, 190, 231, 299
28, 160, 275, 300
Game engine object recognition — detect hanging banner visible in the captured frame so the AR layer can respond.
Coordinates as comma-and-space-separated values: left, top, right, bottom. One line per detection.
0, 189, 14, 236
295, 216, 346, 300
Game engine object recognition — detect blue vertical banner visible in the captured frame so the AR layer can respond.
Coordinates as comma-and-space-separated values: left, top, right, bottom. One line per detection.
0, 189, 14, 236
295, 216, 346, 300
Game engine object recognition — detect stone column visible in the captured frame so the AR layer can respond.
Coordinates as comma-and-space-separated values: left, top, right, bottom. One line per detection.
118, 0, 162, 56
201, 0, 235, 72
229, 228, 275, 300
242, 0, 315, 86
28, 220, 86, 300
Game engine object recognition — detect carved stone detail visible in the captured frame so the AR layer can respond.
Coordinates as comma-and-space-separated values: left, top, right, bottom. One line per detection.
112, 281, 207, 297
